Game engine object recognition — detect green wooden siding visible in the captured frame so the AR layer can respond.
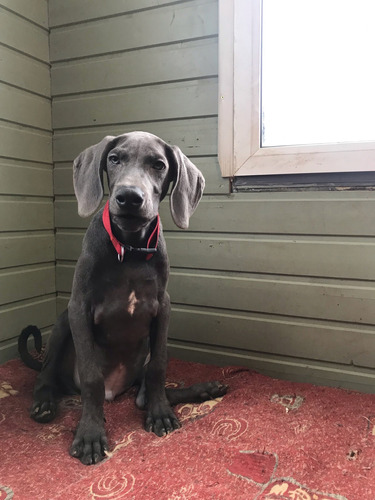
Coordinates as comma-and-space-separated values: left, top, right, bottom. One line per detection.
49, 0, 217, 61
0, 0, 55, 363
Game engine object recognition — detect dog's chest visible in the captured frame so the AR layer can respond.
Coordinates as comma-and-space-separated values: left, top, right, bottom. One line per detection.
93, 272, 159, 338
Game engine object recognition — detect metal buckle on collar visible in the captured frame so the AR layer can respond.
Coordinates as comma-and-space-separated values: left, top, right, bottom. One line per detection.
117, 245, 157, 262
124, 245, 157, 254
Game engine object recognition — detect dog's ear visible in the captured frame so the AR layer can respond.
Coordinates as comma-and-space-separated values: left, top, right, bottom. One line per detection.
73, 136, 115, 217
169, 146, 205, 229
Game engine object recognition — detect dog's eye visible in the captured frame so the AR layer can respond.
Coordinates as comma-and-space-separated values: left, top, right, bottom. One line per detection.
153, 161, 166, 171
108, 154, 120, 165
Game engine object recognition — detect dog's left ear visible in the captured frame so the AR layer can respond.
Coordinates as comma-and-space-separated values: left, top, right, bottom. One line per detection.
169, 146, 205, 229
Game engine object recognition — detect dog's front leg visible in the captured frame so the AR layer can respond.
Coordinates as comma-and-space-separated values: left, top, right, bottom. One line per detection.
144, 292, 181, 436
68, 300, 108, 465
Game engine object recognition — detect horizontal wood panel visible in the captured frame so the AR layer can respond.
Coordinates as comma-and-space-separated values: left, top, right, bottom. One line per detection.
49, 0, 192, 27
0, 45, 50, 96
0, 232, 54, 268
0, 83, 51, 130
0, 0, 48, 28
168, 342, 375, 394
50, 0, 217, 61
53, 78, 218, 129
0, 8, 49, 62
53, 168, 72, 195
54, 192, 375, 236
165, 234, 375, 280
54, 200, 81, 229
54, 156, 226, 196
169, 306, 375, 368
0, 122, 52, 163
168, 270, 375, 325
0, 265, 55, 305
55, 230, 375, 281
55, 231, 82, 260
52, 38, 217, 96
55, 264, 375, 324
52, 117, 218, 161
160, 193, 375, 236
0, 161, 53, 196
0, 200, 54, 231
55, 264, 79, 292
0, 295, 55, 343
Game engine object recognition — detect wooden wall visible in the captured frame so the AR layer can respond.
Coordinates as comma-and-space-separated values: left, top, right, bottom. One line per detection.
47, 0, 375, 392
0, 0, 55, 362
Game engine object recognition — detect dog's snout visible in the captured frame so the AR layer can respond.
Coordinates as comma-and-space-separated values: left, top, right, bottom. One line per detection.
115, 186, 145, 208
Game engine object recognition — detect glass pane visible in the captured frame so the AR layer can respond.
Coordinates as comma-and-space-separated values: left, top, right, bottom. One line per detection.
261, 0, 375, 147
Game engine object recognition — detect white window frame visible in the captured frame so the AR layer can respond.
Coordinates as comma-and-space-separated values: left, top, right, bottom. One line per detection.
218, 0, 375, 178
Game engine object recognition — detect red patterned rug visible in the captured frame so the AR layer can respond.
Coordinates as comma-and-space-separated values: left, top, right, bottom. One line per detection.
0, 358, 374, 499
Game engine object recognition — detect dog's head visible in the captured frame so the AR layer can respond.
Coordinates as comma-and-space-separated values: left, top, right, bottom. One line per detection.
73, 131, 205, 231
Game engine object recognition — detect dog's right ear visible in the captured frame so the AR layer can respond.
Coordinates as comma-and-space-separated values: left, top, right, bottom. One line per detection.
73, 136, 115, 217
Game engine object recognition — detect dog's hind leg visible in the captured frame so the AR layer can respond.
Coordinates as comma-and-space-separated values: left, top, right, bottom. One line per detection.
137, 379, 228, 410
31, 309, 72, 423
165, 381, 228, 406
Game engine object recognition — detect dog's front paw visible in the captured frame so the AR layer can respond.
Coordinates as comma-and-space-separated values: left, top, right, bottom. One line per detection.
145, 402, 181, 437
31, 386, 57, 423
70, 420, 108, 465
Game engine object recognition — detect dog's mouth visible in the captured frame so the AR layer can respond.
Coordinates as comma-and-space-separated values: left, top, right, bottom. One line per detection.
111, 212, 150, 231
117, 212, 151, 224
119, 213, 144, 221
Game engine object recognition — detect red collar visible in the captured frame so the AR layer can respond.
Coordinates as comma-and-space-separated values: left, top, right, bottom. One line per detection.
102, 201, 160, 262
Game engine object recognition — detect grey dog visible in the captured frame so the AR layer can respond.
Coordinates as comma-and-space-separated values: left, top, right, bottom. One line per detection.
18, 131, 227, 465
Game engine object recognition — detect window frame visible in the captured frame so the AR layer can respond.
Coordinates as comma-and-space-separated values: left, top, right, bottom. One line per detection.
218, 0, 375, 178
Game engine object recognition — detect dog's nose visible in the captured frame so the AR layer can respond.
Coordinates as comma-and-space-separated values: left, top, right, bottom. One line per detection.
115, 186, 145, 208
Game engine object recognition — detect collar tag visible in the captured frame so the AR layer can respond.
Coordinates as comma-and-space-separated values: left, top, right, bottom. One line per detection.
118, 246, 125, 262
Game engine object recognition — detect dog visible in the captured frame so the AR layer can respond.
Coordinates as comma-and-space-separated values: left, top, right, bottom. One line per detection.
18, 131, 227, 465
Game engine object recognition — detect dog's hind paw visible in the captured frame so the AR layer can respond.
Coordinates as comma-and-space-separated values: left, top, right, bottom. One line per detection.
31, 399, 57, 423
190, 381, 228, 401
31, 385, 58, 423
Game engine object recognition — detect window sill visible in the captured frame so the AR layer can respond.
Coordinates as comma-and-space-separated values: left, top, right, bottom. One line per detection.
232, 171, 375, 193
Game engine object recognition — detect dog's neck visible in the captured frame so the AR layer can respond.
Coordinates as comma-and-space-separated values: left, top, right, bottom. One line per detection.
102, 201, 159, 262
112, 220, 149, 247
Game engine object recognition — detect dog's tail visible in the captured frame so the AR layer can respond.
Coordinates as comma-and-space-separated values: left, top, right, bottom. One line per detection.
18, 325, 43, 371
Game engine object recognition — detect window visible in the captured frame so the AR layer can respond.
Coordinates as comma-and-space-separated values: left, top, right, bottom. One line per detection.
218, 0, 375, 178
